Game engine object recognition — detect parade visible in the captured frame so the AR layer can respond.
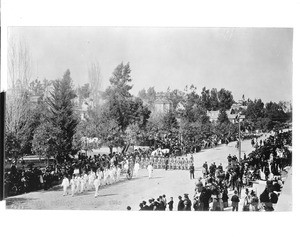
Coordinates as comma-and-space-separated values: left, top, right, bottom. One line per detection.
4, 127, 292, 211
2, 27, 293, 213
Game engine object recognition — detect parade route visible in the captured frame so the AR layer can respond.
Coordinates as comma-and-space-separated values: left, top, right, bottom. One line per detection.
6, 138, 261, 210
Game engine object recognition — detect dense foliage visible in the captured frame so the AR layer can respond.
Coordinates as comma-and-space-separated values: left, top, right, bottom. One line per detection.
5, 60, 292, 161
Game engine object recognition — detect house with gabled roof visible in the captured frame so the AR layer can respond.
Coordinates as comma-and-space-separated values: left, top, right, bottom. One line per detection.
153, 92, 173, 114
207, 102, 246, 123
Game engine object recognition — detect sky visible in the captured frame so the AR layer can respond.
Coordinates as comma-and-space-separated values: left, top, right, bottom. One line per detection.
8, 27, 293, 103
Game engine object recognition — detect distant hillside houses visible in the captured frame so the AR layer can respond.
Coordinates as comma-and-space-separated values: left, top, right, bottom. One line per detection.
207, 102, 246, 123
153, 92, 173, 114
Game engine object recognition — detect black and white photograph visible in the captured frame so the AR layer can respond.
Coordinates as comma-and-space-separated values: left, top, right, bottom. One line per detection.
2, 26, 293, 211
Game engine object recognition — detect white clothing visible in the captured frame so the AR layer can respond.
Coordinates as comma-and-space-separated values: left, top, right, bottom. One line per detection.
94, 177, 101, 197
70, 179, 76, 196
88, 172, 96, 189
80, 177, 85, 193
61, 178, 70, 196
147, 165, 153, 178
75, 177, 81, 193
133, 163, 140, 177
116, 167, 121, 181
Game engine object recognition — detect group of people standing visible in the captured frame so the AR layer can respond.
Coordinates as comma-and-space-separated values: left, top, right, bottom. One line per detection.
138, 193, 193, 211
138, 130, 291, 211
139, 156, 193, 170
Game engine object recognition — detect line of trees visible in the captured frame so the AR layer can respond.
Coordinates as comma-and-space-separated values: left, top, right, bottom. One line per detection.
5, 39, 292, 162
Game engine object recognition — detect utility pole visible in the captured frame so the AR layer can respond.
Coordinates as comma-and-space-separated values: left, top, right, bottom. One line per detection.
236, 112, 244, 162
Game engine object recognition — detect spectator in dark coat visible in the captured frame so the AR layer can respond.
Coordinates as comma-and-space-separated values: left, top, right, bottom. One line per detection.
177, 196, 184, 211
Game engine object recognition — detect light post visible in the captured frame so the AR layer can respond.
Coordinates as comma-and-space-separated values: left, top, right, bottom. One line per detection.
236, 112, 245, 162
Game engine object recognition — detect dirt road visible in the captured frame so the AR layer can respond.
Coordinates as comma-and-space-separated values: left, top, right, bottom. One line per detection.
6, 138, 258, 210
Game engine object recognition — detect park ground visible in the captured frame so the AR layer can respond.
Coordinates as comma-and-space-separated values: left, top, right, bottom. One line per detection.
5, 134, 290, 211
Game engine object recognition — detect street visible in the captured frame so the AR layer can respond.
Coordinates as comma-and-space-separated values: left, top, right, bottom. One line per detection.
6, 138, 260, 210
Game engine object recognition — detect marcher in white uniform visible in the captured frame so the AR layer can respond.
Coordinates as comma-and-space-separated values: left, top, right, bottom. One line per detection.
80, 174, 85, 193
103, 168, 108, 185
75, 175, 80, 194
147, 163, 153, 179
61, 176, 70, 196
88, 171, 95, 189
110, 167, 116, 183
94, 174, 101, 197
116, 166, 121, 182
83, 173, 88, 190
70, 175, 76, 197
133, 162, 140, 178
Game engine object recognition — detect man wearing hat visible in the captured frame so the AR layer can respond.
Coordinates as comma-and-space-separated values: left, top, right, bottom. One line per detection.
177, 196, 184, 211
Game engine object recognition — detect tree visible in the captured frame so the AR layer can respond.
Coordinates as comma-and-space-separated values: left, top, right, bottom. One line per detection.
210, 88, 219, 110
169, 89, 184, 111
88, 61, 102, 106
200, 87, 211, 111
182, 85, 200, 122
137, 86, 156, 110
104, 62, 150, 135
32, 122, 61, 159
245, 99, 264, 120
128, 97, 151, 128
6, 37, 33, 159
77, 83, 91, 101
45, 70, 79, 162
217, 109, 229, 124
28, 79, 44, 97
125, 123, 141, 147
218, 88, 234, 110
104, 62, 133, 131
137, 88, 147, 101
264, 102, 288, 130
162, 111, 179, 132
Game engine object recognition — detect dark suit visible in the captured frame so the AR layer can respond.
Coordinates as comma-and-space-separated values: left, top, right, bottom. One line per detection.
177, 200, 184, 211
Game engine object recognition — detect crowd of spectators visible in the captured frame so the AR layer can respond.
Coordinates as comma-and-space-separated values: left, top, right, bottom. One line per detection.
137, 130, 291, 211
4, 149, 151, 198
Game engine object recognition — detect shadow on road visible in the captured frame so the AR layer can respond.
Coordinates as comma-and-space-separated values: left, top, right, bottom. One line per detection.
149, 177, 163, 180
98, 193, 117, 197
6, 197, 36, 208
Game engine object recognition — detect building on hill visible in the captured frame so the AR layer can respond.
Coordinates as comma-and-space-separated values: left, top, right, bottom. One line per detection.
153, 92, 173, 114
207, 103, 246, 123
206, 110, 220, 122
